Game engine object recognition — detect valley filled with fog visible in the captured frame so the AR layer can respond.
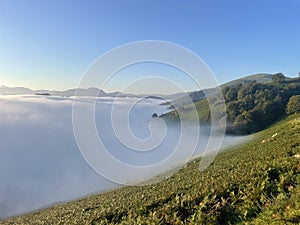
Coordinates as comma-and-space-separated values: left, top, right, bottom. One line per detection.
0, 95, 246, 219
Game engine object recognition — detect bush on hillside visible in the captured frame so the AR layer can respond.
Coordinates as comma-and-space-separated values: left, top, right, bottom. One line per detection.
286, 95, 300, 115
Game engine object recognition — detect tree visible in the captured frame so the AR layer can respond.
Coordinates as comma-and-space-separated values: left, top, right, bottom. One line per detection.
152, 113, 158, 118
286, 95, 300, 114
223, 86, 237, 102
272, 73, 285, 83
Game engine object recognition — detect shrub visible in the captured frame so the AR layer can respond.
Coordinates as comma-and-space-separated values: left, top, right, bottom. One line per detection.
286, 95, 300, 114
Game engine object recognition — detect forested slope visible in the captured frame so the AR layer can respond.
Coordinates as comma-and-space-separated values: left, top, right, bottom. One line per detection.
163, 78, 300, 134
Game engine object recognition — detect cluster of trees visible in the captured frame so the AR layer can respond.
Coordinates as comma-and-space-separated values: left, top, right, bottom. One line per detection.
223, 81, 300, 134
286, 95, 300, 115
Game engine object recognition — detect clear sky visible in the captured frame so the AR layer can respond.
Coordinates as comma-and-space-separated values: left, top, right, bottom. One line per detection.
0, 0, 299, 93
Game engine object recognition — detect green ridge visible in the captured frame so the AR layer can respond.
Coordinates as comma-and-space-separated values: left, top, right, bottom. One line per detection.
162, 77, 300, 134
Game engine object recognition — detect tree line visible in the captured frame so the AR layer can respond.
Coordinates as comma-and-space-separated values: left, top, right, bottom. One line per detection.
223, 81, 300, 134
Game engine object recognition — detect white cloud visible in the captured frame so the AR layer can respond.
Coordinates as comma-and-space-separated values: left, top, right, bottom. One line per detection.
0, 95, 114, 218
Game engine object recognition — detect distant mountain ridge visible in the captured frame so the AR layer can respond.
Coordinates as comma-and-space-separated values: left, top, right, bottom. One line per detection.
0, 86, 33, 95
0, 85, 187, 100
0, 86, 108, 97
0, 73, 293, 100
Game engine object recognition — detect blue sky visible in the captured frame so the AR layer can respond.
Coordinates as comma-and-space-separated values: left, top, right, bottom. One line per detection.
0, 0, 299, 93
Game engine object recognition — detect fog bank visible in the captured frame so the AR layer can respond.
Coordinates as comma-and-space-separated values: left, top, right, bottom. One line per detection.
0, 95, 246, 219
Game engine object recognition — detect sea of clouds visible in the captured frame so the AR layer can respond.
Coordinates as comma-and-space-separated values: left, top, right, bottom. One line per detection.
0, 95, 246, 219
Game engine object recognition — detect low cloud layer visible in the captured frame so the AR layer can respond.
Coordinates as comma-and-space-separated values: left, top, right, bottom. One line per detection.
0, 95, 246, 219
0, 95, 114, 218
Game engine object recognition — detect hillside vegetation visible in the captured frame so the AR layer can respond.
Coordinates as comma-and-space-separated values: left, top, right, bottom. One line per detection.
163, 75, 300, 134
163, 73, 282, 109
1, 114, 299, 224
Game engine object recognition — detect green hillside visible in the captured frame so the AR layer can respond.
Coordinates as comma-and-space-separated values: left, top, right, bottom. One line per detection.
164, 73, 282, 108
162, 77, 300, 134
1, 114, 299, 224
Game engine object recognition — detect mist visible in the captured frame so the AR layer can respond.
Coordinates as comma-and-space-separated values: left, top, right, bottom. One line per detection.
0, 95, 246, 219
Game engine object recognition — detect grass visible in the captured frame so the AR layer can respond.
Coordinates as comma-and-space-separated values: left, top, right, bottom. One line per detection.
1, 114, 299, 224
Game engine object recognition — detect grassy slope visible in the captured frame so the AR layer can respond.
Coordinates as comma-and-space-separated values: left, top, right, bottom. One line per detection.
1, 115, 300, 225
222, 73, 274, 87
160, 97, 222, 122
